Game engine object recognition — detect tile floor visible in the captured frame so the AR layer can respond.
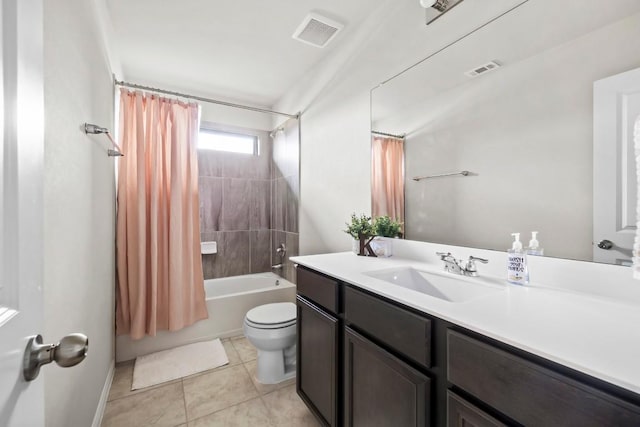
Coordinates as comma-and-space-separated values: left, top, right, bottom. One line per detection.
102, 336, 320, 427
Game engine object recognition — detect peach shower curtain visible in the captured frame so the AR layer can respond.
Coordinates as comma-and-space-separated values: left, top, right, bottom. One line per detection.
371, 136, 405, 225
116, 89, 208, 339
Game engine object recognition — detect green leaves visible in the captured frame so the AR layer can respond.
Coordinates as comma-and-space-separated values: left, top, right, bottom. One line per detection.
344, 214, 402, 239
372, 215, 402, 238
344, 213, 374, 239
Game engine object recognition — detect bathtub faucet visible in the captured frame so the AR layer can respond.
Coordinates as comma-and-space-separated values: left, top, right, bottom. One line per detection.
271, 264, 283, 270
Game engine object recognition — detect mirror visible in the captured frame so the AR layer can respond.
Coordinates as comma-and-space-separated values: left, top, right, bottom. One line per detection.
371, 0, 640, 265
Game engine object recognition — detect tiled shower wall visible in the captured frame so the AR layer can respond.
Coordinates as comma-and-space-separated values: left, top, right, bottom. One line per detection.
198, 119, 299, 282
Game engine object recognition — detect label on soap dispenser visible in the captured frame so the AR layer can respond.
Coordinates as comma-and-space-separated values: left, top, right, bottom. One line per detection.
507, 253, 528, 285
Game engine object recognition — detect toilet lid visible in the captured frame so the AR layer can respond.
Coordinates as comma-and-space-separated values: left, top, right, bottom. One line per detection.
246, 302, 296, 326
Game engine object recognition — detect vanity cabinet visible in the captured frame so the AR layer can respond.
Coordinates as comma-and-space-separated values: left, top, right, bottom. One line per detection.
297, 296, 339, 426
296, 267, 341, 427
344, 286, 432, 368
296, 266, 640, 427
344, 327, 430, 427
447, 330, 640, 427
446, 392, 505, 427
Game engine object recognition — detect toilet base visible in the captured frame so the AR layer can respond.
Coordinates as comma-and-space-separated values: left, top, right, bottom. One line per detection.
255, 347, 297, 384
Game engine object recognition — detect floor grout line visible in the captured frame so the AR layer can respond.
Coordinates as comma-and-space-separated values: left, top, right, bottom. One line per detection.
181, 361, 261, 423
241, 359, 261, 396
181, 379, 188, 425
257, 393, 277, 427
187, 394, 266, 425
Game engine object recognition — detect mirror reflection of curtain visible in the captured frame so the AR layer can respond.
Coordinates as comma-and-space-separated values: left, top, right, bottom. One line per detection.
371, 136, 405, 226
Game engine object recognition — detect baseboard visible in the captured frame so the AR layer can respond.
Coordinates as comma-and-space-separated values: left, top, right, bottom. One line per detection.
91, 359, 115, 427
218, 327, 244, 339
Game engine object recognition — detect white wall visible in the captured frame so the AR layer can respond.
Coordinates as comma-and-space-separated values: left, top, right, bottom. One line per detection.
403, 14, 640, 261
296, 88, 373, 255
43, 1, 115, 426
275, 0, 640, 260
274, 0, 531, 255
200, 102, 274, 131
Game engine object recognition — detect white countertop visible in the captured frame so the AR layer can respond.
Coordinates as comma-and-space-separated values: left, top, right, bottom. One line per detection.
291, 251, 640, 395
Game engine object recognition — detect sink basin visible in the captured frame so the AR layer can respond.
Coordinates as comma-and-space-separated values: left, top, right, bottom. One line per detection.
363, 267, 504, 303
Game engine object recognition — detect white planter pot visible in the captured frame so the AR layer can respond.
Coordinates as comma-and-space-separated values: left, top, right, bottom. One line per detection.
370, 237, 393, 257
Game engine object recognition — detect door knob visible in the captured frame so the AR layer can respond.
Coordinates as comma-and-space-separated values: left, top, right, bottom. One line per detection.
23, 333, 88, 381
597, 239, 614, 250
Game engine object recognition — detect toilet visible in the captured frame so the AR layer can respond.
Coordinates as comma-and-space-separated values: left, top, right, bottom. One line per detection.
243, 302, 297, 384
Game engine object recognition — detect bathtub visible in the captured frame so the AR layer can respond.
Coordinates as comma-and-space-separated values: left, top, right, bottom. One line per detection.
115, 272, 297, 362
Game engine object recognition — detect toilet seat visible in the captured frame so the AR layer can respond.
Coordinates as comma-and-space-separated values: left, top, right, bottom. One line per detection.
245, 318, 296, 329
245, 302, 296, 329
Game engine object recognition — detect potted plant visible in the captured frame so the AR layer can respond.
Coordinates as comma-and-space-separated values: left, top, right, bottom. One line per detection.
370, 215, 403, 257
344, 213, 377, 257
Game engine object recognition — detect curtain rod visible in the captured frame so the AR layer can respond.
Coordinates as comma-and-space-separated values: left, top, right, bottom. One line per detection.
372, 130, 406, 140
114, 79, 300, 119
413, 170, 470, 181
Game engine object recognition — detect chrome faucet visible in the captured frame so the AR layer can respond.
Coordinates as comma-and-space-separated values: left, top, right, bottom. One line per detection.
436, 252, 488, 277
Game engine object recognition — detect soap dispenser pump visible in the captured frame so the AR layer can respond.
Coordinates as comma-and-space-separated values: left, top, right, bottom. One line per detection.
507, 233, 529, 285
527, 231, 544, 256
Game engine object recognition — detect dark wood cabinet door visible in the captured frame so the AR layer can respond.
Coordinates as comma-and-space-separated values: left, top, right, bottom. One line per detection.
448, 330, 640, 427
447, 392, 505, 427
296, 296, 339, 427
344, 327, 430, 427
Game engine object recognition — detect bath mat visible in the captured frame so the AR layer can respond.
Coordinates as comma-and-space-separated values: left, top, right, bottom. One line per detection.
132, 339, 229, 390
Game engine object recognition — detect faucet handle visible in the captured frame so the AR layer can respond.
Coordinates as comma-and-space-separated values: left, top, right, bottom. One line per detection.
436, 252, 452, 260
464, 256, 488, 277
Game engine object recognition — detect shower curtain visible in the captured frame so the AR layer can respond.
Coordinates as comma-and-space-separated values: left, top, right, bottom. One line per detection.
371, 136, 405, 226
116, 89, 208, 339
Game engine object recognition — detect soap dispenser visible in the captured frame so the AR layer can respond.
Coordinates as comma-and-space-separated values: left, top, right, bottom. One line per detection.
526, 231, 544, 256
507, 233, 529, 285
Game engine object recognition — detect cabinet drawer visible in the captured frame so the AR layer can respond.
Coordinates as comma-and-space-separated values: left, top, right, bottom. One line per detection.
447, 392, 505, 427
447, 330, 640, 426
297, 267, 339, 314
344, 286, 431, 368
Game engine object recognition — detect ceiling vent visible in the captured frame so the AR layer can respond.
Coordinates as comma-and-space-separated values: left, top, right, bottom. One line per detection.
292, 13, 344, 48
465, 61, 501, 78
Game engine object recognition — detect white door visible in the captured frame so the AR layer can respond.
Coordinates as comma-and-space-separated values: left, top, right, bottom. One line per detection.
0, 0, 45, 425
593, 67, 640, 265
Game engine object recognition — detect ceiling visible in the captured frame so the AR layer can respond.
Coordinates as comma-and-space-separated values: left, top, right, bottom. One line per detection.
106, 0, 385, 107
372, 0, 640, 133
